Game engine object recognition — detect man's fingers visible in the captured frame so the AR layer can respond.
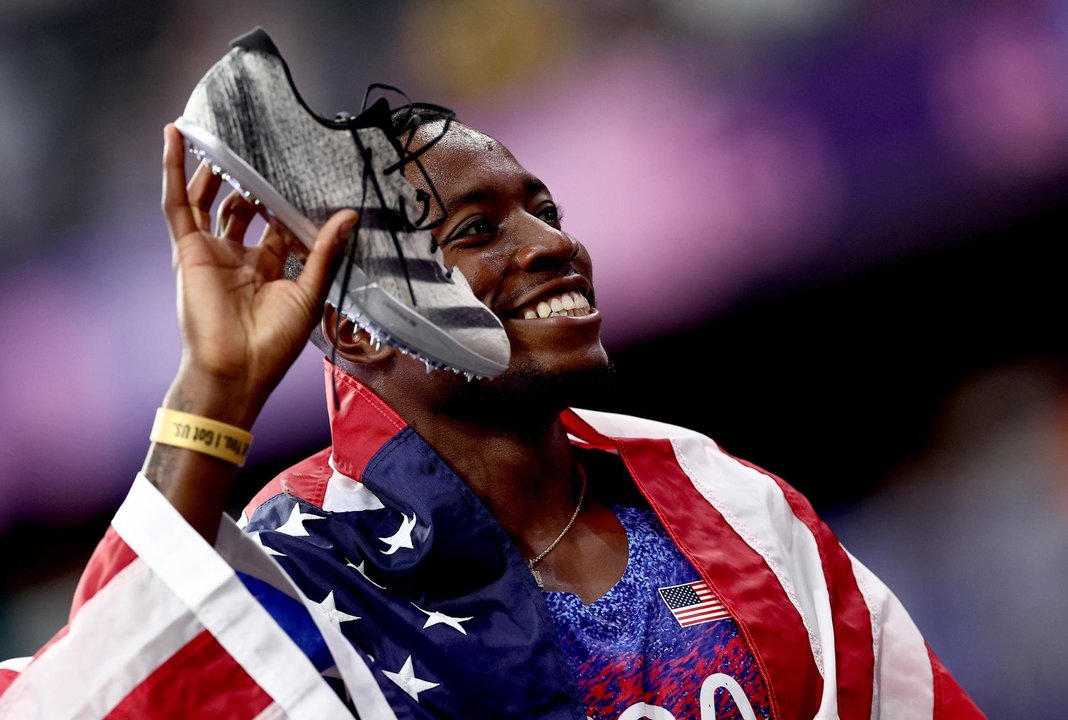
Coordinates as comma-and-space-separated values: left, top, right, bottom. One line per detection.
188, 162, 223, 232
297, 210, 357, 303
161, 124, 200, 243
254, 221, 292, 280
216, 190, 259, 243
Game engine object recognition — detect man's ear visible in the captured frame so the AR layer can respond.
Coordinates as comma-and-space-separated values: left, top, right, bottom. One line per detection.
321, 304, 396, 366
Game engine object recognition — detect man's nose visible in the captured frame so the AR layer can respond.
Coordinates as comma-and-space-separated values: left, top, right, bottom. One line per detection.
513, 216, 579, 271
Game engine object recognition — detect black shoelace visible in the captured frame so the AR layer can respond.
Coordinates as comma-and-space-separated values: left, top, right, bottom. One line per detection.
328, 85, 460, 409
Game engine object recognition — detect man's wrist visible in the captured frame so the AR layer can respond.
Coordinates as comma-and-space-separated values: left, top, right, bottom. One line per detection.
142, 366, 262, 543
163, 365, 268, 430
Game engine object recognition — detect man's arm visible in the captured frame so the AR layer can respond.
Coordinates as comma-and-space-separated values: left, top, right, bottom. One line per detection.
146, 123, 354, 541
0, 126, 359, 715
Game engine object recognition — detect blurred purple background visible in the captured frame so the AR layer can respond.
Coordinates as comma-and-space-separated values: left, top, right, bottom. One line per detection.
2, 1, 1067, 716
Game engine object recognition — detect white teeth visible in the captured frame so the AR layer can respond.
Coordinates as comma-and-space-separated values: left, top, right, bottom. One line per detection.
520, 292, 592, 319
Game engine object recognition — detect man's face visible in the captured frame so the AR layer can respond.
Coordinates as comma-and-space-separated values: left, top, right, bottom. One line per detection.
406, 121, 609, 383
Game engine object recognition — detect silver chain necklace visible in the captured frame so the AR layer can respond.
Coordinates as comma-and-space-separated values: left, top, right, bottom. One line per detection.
526, 467, 588, 590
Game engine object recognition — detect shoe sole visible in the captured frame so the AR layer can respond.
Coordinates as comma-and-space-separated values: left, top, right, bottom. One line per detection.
174, 115, 509, 379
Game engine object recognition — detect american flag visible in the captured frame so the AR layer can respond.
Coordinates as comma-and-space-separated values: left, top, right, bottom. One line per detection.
0, 365, 987, 718
659, 580, 730, 627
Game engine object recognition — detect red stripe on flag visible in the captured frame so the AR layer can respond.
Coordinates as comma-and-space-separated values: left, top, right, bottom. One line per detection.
676, 603, 726, 618
325, 361, 408, 484
730, 454, 876, 720
247, 363, 413, 518
929, 646, 987, 718
677, 608, 730, 624
0, 669, 19, 696
69, 526, 138, 619
107, 629, 273, 720
616, 436, 822, 720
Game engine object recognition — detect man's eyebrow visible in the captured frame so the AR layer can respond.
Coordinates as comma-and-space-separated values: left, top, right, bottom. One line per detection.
444, 188, 494, 216
526, 178, 547, 196
441, 177, 549, 216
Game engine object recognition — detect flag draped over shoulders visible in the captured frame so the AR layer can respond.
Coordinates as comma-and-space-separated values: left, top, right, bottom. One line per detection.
561, 407, 984, 720
0, 366, 984, 718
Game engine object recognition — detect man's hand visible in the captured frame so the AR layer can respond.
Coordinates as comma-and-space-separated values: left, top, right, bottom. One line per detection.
161, 123, 355, 425
144, 124, 355, 539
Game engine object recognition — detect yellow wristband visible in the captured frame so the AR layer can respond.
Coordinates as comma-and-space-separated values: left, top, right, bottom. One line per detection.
149, 408, 253, 466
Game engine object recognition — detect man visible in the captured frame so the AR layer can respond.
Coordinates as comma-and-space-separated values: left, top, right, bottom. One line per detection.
0, 110, 984, 720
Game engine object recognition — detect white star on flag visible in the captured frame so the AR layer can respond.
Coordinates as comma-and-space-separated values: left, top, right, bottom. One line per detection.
378, 512, 417, 555
383, 655, 439, 702
312, 590, 360, 628
250, 532, 285, 557
346, 557, 387, 589
413, 603, 473, 635
275, 503, 324, 537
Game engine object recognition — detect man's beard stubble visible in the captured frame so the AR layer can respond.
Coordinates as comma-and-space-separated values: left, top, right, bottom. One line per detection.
437, 358, 618, 432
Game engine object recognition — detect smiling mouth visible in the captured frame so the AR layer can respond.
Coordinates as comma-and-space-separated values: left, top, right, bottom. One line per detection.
518, 291, 592, 319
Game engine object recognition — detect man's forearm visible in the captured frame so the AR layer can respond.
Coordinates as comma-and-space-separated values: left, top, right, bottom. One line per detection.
141, 369, 264, 543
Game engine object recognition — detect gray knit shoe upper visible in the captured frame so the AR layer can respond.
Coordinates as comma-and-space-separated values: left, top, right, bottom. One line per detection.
175, 27, 510, 378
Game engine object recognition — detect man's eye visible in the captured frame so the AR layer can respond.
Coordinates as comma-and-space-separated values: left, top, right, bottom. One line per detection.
458, 218, 496, 236
538, 204, 564, 226
445, 218, 496, 248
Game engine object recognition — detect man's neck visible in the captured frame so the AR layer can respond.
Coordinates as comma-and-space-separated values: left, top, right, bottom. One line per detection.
329, 363, 629, 602
408, 410, 582, 544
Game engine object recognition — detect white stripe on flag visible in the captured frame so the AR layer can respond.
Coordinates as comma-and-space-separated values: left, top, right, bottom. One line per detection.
666, 433, 842, 717
570, 408, 834, 681
0, 559, 201, 720
114, 474, 353, 719
846, 551, 934, 719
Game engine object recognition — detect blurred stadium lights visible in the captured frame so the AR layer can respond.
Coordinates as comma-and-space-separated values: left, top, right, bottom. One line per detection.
926, 3, 1068, 179
400, 0, 579, 99
662, 0, 849, 40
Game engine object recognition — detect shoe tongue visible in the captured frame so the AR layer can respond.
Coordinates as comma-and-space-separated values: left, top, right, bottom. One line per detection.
350, 97, 394, 131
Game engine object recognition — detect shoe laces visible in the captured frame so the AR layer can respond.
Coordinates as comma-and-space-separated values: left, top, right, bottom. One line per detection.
339, 85, 459, 308
361, 84, 456, 254
328, 85, 461, 402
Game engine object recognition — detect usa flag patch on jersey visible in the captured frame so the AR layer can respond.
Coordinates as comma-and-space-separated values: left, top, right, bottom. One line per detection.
659, 581, 730, 627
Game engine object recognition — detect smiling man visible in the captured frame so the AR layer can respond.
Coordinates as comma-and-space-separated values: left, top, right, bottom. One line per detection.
0, 31, 984, 720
